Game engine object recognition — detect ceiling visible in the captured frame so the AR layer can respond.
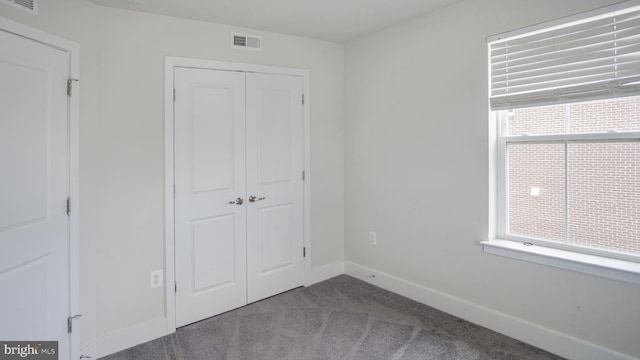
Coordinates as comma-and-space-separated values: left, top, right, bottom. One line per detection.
87, 0, 461, 43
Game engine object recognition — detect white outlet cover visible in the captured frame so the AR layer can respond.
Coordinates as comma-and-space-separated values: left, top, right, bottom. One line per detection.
369, 231, 377, 245
150, 270, 163, 288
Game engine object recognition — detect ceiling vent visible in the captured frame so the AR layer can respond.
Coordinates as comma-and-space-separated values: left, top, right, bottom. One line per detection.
2, 0, 38, 14
231, 32, 262, 51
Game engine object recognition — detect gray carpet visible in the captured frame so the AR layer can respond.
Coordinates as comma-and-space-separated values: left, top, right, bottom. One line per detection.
100, 275, 562, 360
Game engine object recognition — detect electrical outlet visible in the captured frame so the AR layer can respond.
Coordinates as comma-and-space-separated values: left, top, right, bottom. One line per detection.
369, 231, 377, 245
150, 270, 163, 288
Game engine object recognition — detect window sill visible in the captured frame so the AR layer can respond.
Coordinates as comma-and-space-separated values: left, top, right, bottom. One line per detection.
480, 239, 640, 284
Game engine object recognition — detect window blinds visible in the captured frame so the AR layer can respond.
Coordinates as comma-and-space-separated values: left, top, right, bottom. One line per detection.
489, 4, 640, 110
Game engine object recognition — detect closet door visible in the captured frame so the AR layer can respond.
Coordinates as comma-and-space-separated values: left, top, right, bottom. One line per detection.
174, 68, 247, 327
246, 73, 305, 302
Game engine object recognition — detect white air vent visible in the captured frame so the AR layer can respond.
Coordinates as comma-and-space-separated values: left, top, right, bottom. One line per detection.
2, 0, 38, 14
231, 32, 262, 51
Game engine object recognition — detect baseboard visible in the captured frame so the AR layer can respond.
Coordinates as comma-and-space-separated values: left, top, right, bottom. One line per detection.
79, 341, 97, 360
91, 262, 343, 358
306, 260, 345, 286
344, 261, 635, 360
95, 317, 168, 358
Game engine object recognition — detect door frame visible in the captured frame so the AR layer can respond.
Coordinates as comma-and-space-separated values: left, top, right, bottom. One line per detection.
0, 17, 80, 360
164, 56, 311, 333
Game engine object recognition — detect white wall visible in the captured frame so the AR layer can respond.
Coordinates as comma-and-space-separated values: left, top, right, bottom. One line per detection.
6, 0, 639, 357
93, 6, 345, 338
2, 0, 344, 353
344, 0, 640, 358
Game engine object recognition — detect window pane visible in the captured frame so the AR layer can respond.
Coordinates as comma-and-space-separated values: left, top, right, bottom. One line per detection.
568, 95, 640, 134
507, 104, 567, 136
507, 143, 565, 241
568, 142, 640, 255
507, 95, 640, 136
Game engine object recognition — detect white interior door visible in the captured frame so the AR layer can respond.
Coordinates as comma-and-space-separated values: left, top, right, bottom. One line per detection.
174, 68, 247, 327
246, 73, 304, 303
0, 29, 71, 356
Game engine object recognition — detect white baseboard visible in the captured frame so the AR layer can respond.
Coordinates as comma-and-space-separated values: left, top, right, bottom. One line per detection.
307, 260, 345, 286
95, 317, 168, 358
79, 341, 97, 360
87, 261, 633, 359
90, 262, 344, 359
344, 261, 635, 360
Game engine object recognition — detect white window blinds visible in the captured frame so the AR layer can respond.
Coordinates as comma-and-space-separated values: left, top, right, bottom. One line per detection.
489, 3, 640, 110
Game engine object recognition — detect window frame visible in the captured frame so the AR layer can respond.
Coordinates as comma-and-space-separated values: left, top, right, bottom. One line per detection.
495, 109, 640, 263
484, 109, 640, 284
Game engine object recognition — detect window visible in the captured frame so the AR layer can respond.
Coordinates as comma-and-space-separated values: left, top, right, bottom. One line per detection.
500, 97, 640, 258
484, 1, 640, 281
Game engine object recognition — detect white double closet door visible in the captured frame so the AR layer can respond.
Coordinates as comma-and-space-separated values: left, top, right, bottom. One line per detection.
174, 67, 304, 327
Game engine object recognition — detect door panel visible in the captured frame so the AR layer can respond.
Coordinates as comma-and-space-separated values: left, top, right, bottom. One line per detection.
191, 215, 236, 291
0, 29, 70, 356
257, 89, 293, 184
192, 87, 236, 193
174, 68, 247, 327
0, 58, 48, 230
0, 257, 48, 337
246, 73, 304, 303
257, 204, 294, 273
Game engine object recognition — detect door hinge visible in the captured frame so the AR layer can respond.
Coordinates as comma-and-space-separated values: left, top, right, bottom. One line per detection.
67, 78, 78, 96
303, 247, 306, 258
173, 88, 176, 102
302, 171, 305, 181
174, 281, 177, 293
66, 198, 71, 216
67, 314, 82, 333
302, 94, 305, 105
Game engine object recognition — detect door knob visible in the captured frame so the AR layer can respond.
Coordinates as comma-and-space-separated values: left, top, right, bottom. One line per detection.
228, 197, 243, 205
249, 195, 266, 203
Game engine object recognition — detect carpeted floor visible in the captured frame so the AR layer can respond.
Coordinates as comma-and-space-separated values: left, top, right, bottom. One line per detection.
100, 275, 562, 360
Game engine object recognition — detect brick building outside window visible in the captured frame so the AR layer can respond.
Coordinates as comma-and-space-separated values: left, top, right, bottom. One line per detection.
505, 95, 640, 256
